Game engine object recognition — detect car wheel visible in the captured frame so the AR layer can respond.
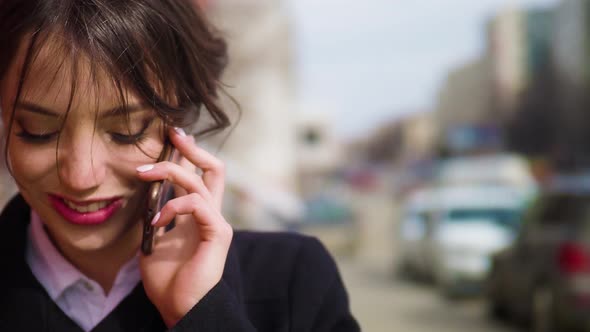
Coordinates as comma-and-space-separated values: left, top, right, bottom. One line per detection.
490, 300, 508, 320
487, 267, 508, 319
488, 287, 508, 320
531, 286, 555, 332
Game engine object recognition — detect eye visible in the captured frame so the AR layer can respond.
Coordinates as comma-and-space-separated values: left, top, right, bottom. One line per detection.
110, 131, 148, 145
15, 129, 58, 144
109, 118, 154, 145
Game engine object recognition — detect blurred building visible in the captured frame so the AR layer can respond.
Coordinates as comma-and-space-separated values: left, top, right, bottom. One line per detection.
206, 0, 297, 189
524, 9, 553, 75
203, 0, 303, 228
435, 56, 493, 149
436, 6, 554, 156
551, 0, 590, 164
486, 7, 554, 117
295, 112, 344, 196
487, 7, 527, 116
495, 7, 556, 159
552, 0, 590, 87
345, 112, 437, 196
398, 112, 438, 162
487, 7, 552, 116
352, 112, 437, 165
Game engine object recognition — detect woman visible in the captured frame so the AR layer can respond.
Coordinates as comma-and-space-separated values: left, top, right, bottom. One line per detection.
0, 0, 360, 331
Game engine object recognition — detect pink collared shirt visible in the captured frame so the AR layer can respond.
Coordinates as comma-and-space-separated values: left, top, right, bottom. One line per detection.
26, 211, 141, 332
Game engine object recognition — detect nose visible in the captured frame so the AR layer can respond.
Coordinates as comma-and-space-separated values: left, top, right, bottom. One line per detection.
57, 135, 107, 194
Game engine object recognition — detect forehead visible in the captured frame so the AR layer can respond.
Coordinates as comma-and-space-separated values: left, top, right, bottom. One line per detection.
3, 33, 136, 109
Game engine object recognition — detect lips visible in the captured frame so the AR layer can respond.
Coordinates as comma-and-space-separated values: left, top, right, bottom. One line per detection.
48, 194, 123, 225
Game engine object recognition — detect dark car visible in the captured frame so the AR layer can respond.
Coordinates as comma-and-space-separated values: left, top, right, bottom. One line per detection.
487, 191, 590, 332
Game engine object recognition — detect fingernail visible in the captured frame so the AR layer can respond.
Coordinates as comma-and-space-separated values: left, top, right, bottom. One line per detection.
174, 127, 187, 137
136, 164, 154, 172
151, 212, 161, 225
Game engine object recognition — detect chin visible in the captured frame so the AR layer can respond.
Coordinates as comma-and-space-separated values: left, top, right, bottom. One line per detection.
68, 233, 113, 251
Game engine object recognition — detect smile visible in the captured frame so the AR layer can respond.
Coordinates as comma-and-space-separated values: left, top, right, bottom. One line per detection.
49, 195, 124, 226
63, 199, 110, 213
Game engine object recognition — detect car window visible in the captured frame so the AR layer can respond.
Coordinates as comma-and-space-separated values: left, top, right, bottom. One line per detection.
305, 197, 353, 224
443, 208, 520, 229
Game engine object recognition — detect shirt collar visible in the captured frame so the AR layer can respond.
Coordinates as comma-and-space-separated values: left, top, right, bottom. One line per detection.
27, 211, 83, 300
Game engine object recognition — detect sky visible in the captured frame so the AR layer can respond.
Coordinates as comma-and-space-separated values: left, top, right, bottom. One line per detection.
287, 0, 559, 139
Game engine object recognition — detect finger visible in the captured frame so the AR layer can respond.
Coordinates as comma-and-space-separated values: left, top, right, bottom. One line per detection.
156, 224, 166, 237
153, 193, 232, 243
178, 155, 197, 173
169, 127, 225, 210
136, 161, 212, 203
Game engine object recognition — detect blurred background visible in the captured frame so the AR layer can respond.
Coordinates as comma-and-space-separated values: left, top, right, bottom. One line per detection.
6, 0, 590, 331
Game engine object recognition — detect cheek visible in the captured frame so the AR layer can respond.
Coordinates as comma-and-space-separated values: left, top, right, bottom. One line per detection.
105, 137, 164, 178
7, 141, 56, 183
109, 137, 164, 164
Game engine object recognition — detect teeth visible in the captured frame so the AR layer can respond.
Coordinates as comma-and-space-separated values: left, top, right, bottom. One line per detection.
64, 200, 109, 213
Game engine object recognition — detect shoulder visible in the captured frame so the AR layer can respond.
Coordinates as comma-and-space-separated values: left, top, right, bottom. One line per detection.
232, 231, 339, 299
232, 231, 335, 272
233, 231, 328, 259
230, 231, 359, 331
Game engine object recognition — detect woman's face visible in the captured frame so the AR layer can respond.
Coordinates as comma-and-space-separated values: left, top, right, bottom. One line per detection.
0, 40, 165, 254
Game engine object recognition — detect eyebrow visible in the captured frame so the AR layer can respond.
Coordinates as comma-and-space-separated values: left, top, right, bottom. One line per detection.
16, 101, 148, 118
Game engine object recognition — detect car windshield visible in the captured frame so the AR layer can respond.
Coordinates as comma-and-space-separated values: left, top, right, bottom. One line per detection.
444, 208, 520, 229
304, 197, 353, 224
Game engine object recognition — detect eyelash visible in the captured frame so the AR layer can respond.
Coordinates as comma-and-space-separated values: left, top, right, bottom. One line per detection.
15, 130, 57, 143
16, 119, 154, 145
110, 130, 148, 145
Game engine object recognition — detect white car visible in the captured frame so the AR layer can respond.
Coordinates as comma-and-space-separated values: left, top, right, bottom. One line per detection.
427, 185, 527, 296
436, 153, 537, 196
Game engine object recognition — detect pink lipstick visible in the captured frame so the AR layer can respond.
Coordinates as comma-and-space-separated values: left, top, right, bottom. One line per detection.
49, 195, 123, 225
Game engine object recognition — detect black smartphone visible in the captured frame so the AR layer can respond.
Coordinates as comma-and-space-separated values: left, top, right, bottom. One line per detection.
141, 140, 177, 255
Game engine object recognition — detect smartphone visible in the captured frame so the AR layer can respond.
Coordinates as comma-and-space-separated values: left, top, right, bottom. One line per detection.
141, 140, 177, 255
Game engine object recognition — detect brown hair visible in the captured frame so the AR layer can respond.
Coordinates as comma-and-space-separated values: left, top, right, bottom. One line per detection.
0, 0, 230, 154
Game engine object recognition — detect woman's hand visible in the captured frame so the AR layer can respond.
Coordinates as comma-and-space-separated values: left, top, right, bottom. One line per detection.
136, 127, 233, 328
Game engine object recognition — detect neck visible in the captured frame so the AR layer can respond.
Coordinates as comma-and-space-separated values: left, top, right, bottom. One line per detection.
48, 222, 142, 294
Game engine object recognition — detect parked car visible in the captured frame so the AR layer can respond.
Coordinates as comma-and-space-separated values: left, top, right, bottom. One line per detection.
396, 187, 434, 280
429, 185, 526, 296
436, 154, 537, 204
396, 184, 528, 291
487, 188, 590, 332
292, 194, 358, 255
436, 153, 537, 194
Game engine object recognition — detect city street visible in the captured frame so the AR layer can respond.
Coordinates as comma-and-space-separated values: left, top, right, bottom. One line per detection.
338, 258, 517, 332
328, 188, 518, 332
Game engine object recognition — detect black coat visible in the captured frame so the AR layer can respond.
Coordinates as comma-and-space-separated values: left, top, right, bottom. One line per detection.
0, 195, 361, 332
